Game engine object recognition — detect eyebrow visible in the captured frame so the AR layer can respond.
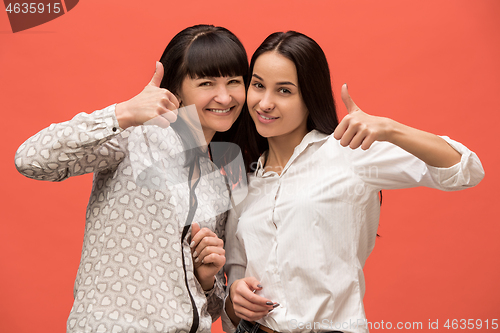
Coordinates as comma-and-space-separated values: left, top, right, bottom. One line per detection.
252, 74, 297, 87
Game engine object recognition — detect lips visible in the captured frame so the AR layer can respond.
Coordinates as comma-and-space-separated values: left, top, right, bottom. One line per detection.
206, 106, 235, 114
256, 110, 279, 121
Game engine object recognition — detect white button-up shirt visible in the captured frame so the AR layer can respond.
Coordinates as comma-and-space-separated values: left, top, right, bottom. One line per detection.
223, 130, 484, 333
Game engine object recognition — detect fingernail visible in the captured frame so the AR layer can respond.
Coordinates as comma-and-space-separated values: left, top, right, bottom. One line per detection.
266, 301, 273, 305
257, 284, 263, 288
190, 241, 195, 248
193, 251, 198, 258
273, 303, 280, 308
194, 257, 199, 263
268, 309, 274, 313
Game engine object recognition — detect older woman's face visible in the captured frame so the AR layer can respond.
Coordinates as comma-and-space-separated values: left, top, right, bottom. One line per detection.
247, 51, 308, 141
178, 75, 245, 142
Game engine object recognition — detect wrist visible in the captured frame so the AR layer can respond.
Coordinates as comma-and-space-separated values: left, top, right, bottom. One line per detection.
115, 101, 135, 129
200, 275, 216, 292
384, 117, 403, 144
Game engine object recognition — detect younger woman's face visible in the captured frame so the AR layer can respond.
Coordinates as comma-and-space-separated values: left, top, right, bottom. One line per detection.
247, 51, 308, 141
178, 75, 245, 142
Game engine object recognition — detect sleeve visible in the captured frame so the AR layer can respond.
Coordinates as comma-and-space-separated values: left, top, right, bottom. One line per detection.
221, 206, 247, 333
204, 273, 227, 322
14, 104, 127, 181
345, 135, 485, 191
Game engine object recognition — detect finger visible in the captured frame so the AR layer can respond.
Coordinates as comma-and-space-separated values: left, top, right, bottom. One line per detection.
190, 223, 201, 247
145, 115, 171, 129
233, 296, 273, 321
333, 115, 349, 141
159, 98, 180, 114
161, 111, 177, 124
193, 236, 223, 260
360, 133, 377, 150
165, 90, 180, 109
338, 119, 359, 147
341, 83, 360, 114
233, 289, 272, 312
242, 276, 264, 294
191, 228, 217, 250
197, 246, 225, 263
150, 61, 164, 88
235, 279, 275, 308
234, 307, 271, 322
347, 126, 369, 150
200, 252, 226, 267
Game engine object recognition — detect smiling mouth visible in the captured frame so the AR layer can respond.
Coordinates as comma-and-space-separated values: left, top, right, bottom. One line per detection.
207, 106, 233, 113
257, 111, 279, 120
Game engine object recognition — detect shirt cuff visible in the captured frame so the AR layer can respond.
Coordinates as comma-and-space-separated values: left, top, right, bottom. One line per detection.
107, 103, 124, 134
426, 136, 484, 189
204, 275, 224, 298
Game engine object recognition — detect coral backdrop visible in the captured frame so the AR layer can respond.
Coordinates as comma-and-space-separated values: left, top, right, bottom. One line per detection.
1, 1, 498, 332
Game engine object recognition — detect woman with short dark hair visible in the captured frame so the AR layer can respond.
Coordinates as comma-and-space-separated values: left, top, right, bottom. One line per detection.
15, 24, 248, 333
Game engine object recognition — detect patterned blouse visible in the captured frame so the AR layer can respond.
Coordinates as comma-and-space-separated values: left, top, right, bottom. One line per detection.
15, 104, 229, 333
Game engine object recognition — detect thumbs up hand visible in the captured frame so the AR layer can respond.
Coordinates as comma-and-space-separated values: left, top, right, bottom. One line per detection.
333, 84, 393, 150
115, 61, 179, 130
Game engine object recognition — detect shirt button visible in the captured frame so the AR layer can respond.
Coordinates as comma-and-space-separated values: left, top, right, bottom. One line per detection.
112, 127, 117, 132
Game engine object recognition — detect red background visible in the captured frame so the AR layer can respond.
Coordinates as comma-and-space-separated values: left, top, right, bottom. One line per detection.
1, 0, 499, 332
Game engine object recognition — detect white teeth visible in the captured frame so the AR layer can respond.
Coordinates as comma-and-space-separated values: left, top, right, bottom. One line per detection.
209, 108, 231, 113
260, 113, 277, 120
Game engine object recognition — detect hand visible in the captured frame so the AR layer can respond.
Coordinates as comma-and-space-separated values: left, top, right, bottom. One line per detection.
190, 223, 225, 291
333, 84, 394, 150
115, 61, 179, 129
229, 277, 277, 322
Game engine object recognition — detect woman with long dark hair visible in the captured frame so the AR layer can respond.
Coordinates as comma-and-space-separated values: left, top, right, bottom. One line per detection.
223, 31, 484, 333
15, 24, 247, 333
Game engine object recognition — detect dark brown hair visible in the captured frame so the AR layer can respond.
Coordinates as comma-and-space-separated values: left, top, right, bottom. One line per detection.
159, 24, 249, 183
239, 31, 339, 171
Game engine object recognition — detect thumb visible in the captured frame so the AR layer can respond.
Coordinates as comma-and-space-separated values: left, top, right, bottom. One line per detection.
341, 83, 359, 114
149, 61, 164, 87
191, 222, 200, 239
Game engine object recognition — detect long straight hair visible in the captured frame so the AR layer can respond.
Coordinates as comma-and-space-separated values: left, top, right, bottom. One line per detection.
238, 31, 339, 172
237, 31, 383, 221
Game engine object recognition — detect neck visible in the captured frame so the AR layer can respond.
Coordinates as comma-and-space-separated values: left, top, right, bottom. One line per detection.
203, 128, 216, 145
265, 128, 308, 175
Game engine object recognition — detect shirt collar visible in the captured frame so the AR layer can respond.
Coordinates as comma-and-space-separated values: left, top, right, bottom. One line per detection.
255, 130, 330, 177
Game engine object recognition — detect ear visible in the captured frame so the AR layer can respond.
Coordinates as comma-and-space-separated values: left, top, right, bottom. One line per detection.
174, 93, 182, 107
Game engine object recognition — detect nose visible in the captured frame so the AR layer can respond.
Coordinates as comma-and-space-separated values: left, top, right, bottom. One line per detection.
213, 85, 231, 106
259, 92, 275, 112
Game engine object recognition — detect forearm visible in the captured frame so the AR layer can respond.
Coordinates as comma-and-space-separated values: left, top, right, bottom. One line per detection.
225, 288, 241, 327
387, 119, 461, 168
15, 105, 125, 181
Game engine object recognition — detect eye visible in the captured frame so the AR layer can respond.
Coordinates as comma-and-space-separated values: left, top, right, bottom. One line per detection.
228, 79, 242, 85
278, 87, 291, 94
252, 82, 264, 89
199, 81, 212, 87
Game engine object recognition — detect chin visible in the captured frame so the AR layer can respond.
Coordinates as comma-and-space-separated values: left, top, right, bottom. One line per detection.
213, 123, 234, 133
255, 126, 275, 138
